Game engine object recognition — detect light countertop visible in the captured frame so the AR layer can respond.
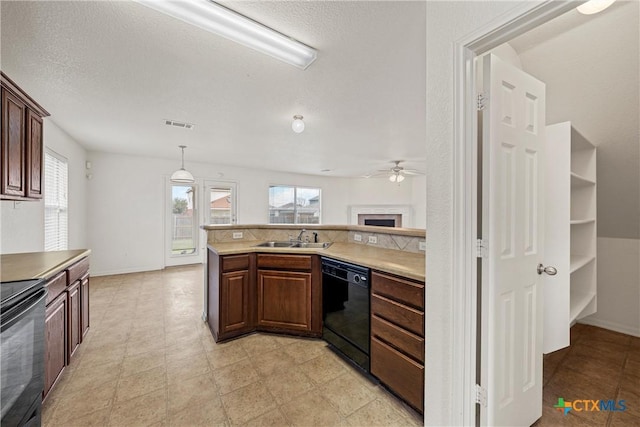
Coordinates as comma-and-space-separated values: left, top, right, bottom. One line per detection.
1, 249, 91, 282
208, 241, 425, 282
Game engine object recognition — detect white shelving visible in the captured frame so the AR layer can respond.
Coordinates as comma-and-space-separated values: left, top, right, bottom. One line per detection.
570, 255, 595, 274
569, 292, 597, 324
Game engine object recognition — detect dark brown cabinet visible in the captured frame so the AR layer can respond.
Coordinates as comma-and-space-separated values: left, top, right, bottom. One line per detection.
207, 251, 255, 341
0, 72, 49, 201
257, 269, 312, 332
43, 256, 90, 400
370, 271, 425, 413
44, 292, 67, 397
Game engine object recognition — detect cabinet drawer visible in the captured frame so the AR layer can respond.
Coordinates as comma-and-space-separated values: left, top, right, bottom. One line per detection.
221, 254, 250, 272
67, 257, 89, 284
371, 314, 424, 363
45, 271, 67, 305
371, 337, 424, 413
371, 294, 424, 337
257, 254, 312, 271
371, 271, 424, 310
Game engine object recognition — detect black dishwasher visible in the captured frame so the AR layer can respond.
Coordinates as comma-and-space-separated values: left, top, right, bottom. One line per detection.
321, 257, 370, 372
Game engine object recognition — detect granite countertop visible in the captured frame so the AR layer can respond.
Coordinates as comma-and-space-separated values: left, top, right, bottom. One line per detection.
208, 241, 425, 282
0, 249, 91, 282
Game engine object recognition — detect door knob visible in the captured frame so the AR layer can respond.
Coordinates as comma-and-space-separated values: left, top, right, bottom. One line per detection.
537, 264, 557, 276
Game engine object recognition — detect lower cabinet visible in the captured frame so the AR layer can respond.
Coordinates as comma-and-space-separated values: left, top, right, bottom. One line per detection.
43, 256, 90, 400
257, 269, 312, 332
220, 269, 252, 336
44, 292, 67, 397
370, 271, 425, 413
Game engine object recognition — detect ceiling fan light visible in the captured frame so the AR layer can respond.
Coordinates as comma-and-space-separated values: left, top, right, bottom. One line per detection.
577, 0, 616, 15
397, 174, 405, 182
389, 174, 397, 182
292, 115, 305, 133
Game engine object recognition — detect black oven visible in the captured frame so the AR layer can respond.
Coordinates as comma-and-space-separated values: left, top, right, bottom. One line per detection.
321, 258, 370, 372
1, 278, 47, 427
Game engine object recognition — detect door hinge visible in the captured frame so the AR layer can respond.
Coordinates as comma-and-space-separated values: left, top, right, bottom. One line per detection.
477, 92, 488, 111
475, 384, 487, 407
476, 239, 488, 258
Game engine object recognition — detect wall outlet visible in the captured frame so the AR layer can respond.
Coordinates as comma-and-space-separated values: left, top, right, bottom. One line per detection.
232, 232, 243, 239
419, 241, 426, 251
354, 233, 362, 242
368, 235, 377, 244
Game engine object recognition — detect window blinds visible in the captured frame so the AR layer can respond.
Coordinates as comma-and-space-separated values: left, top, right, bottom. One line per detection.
44, 150, 68, 251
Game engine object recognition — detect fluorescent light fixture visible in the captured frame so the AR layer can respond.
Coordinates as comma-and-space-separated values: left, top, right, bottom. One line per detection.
135, 0, 317, 70
577, 0, 616, 15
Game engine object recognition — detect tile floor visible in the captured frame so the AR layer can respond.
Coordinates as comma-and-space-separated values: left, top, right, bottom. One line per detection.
535, 323, 640, 426
42, 265, 423, 427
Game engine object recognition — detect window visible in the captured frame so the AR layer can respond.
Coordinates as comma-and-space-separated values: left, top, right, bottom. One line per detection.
269, 186, 321, 224
44, 150, 68, 251
207, 183, 236, 224
171, 184, 197, 255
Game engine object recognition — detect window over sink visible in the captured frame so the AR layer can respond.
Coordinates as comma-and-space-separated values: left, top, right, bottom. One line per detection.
269, 185, 321, 224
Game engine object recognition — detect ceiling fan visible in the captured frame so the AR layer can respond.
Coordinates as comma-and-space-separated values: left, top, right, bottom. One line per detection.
365, 160, 424, 182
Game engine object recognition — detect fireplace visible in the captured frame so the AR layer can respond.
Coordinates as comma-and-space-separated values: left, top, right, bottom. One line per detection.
358, 214, 402, 228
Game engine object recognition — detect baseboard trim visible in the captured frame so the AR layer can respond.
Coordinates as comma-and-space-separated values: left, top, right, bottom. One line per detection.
578, 317, 640, 338
91, 265, 164, 277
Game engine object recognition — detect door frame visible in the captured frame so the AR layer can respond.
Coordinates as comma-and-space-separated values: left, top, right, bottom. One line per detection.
451, 1, 581, 424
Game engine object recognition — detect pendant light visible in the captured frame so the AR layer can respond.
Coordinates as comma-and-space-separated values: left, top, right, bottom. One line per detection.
171, 145, 195, 183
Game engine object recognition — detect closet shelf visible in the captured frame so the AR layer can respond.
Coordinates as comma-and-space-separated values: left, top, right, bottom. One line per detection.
570, 292, 596, 324
570, 218, 596, 225
570, 255, 595, 274
571, 172, 596, 187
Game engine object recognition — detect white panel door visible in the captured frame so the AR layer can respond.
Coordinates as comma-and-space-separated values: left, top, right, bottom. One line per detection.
543, 122, 571, 353
481, 54, 546, 427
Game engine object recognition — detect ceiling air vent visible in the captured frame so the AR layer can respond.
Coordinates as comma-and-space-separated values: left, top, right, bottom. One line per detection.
164, 119, 195, 130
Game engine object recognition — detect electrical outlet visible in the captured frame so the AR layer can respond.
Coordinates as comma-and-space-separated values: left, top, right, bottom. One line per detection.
354, 234, 362, 242
419, 241, 426, 251
232, 232, 243, 239
368, 235, 377, 244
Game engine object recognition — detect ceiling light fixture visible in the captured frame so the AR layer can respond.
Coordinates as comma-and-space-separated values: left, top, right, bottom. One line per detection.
577, 0, 616, 14
135, 0, 318, 70
389, 173, 405, 183
171, 145, 195, 183
292, 115, 305, 133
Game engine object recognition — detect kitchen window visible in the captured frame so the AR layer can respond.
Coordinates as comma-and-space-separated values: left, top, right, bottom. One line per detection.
44, 150, 68, 251
269, 185, 321, 224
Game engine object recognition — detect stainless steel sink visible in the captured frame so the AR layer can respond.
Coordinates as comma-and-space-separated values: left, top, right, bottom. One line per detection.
254, 241, 332, 249
291, 242, 333, 249
254, 241, 295, 248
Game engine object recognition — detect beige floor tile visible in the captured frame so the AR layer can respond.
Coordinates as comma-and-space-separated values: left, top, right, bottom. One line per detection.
346, 398, 408, 427
319, 372, 378, 417
263, 365, 314, 405
108, 387, 167, 427
252, 347, 297, 377
65, 360, 122, 394
242, 408, 290, 427
212, 358, 261, 395
206, 341, 250, 370
239, 333, 280, 356
166, 352, 210, 383
51, 379, 117, 423
221, 382, 277, 425
168, 375, 218, 414
300, 352, 349, 385
77, 344, 127, 368
280, 391, 342, 427
165, 340, 205, 364
115, 365, 166, 402
126, 334, 165, 357
282, 339, 328, 364
121, 348, 166, 376
167, 395, 227, 427
51, 407, 111, 427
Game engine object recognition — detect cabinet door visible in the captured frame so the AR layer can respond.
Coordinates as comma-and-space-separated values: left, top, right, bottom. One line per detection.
67, 282, 81, 362
44, 293, 67, 398
1, 88, 26, 197
257, 270, 312, 332
80, 275, 90, 340
220, 269, 252, 336
25, 109, 43, 198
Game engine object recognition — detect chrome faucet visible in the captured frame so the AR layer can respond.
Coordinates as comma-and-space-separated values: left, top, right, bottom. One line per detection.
296, 229, 307, 242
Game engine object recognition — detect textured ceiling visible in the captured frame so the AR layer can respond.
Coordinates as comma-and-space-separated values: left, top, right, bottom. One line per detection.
0, 1, 426, 177
510, 0, 640, 239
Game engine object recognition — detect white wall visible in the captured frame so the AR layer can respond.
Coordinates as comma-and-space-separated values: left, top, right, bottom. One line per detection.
87, 151, 421, 276
581, 238, 640, 337
1, 119, 87, 254
425, 1, 528, 424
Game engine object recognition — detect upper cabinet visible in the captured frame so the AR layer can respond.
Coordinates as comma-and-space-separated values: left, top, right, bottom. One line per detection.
1, 72, 49, 200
